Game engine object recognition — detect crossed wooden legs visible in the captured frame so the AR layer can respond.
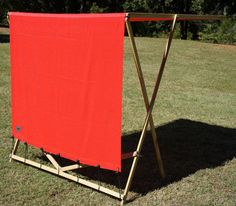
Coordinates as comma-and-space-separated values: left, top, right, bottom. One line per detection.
121, 15, 177, 204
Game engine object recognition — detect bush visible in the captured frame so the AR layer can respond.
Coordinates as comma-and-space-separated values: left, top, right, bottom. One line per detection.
199, 16, 236, 45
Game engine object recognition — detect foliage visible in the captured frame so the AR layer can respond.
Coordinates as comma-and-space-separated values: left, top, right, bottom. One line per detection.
199, 16, 236, 45
0, 0, 9, 25
90, 2, 107, 13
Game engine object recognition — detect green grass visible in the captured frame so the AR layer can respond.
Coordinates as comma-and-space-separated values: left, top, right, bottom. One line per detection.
1, 32, 236, 205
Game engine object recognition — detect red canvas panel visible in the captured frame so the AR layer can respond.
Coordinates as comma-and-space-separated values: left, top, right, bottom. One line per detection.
10, 12, 125, 171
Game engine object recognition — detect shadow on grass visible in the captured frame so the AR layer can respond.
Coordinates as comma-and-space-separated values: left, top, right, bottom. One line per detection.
36, 119, 236, 200
121, 119, 236, 195
0, 34, 10, 43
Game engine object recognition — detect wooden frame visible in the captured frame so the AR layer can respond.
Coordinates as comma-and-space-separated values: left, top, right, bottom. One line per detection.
10, 13, 224, 205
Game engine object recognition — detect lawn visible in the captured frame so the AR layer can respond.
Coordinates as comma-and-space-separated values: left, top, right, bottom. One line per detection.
1, 29, 236, 205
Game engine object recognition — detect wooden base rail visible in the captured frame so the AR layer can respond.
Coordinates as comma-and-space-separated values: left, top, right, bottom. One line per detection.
10, 139, 123, 200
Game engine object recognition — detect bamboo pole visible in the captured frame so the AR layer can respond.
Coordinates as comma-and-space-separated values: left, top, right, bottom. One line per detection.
125, 20, 165, 178
9, 138, 19, 162
121, 14, 178, 205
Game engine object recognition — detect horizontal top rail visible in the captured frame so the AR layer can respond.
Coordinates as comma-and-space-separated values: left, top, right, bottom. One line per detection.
126, 13, 225, 22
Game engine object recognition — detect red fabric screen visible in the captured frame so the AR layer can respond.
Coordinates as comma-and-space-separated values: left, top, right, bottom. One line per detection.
10, 12, 125, 171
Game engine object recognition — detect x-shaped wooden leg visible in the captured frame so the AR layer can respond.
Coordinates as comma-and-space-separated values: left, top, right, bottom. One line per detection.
126, 20, 165, 179
122, 14, 177, 204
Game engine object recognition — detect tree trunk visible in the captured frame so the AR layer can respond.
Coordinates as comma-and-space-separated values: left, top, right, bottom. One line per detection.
180, 21, 188, 40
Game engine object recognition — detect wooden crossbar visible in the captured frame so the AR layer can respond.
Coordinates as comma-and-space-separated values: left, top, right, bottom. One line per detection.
122, 151, 137, 160
61, 164, 85, 172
